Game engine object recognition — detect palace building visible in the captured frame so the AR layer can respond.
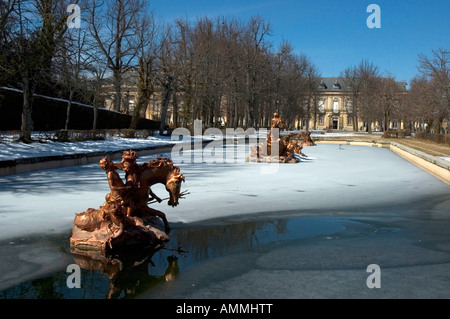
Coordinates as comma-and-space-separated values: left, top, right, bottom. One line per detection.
301, 77, 408, 132
103, 75, 408, 132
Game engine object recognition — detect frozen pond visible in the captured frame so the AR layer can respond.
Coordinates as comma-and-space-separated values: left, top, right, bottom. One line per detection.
0, 143, 449, 298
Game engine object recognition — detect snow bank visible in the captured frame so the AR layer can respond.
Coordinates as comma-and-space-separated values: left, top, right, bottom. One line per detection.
0, 135, 174, 161
0, 133, 214, 161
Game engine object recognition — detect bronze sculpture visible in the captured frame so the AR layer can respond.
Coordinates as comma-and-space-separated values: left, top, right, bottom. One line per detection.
247, 113, 314, 163
70, 150, 185, 251
297, 129, 316, 147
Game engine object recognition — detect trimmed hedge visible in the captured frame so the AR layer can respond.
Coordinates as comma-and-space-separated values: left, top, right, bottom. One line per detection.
382, 129, 412, 138
415, 131, 450, 145
0, 88, 160, 131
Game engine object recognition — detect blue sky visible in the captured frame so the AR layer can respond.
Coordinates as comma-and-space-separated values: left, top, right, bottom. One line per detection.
150, 0, 449, 85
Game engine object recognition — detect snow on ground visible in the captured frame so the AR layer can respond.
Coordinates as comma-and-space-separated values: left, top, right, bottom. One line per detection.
0, 130, 367, 162
0, 142, 449, 241
0, 133, 179, 161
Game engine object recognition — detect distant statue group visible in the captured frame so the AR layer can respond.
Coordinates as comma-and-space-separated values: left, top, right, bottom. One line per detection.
70, 150, 185, 251
247, 112, 316, 163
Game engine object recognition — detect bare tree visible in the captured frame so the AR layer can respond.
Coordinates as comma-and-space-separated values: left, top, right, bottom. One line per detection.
377, 75, 400, 131
242, 16, 272, 128
408, 76, 438, 133
342, 60, 380, 133
87, 55, 108, 134
129, 10, 158, 130
358, 60, 380, 133
417, 49, 449, 134
56, 28, 93, 131
88, 0, 146, 113
302, 59, 321, 130
3, 0, 77, 142
0, 0, 18, 85
156, 25, 177, 135
342, 65, 363, 131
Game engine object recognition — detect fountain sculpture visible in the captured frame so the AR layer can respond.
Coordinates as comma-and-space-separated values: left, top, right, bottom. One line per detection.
247, 113, 315, 163
70, 150, 185, 251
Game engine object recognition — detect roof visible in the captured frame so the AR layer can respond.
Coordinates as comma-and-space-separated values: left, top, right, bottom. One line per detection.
318, 77, 407, 92
318, 77, 350, 92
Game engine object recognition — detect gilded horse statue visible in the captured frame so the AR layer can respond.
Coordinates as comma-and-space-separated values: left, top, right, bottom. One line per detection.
247, 113, 308, 163
70, 150, 185, 251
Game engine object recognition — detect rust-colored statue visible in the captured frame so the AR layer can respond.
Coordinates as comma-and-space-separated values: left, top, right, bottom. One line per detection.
247, 113, 314, 163
271, 112, 287, 131
297, 129, 316, 147
70, 151, 185, 251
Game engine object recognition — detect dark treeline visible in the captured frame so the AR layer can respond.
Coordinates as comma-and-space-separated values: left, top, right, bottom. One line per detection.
0, 0, 448, 142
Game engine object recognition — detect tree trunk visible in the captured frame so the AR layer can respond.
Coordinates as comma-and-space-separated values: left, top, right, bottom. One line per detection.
65, 89, 75, 131
20, 72, 33, 143
160, 80, 173, 135
130, 98, 145, 130
436, 118, 443, 135
367, 119, 372, 134
384, 111, 389, 132
93, 103, 98, 137
233, 102, 238, 128
113, 69, 122, 112
313, 108, 317, 130
172, 91, 178, 127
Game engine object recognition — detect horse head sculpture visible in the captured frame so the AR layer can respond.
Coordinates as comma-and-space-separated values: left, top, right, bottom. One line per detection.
165, 166, 185, 207
146, 157, 185, 207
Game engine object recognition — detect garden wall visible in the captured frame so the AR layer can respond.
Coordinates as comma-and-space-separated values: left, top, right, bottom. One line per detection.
0, 88, 160, 131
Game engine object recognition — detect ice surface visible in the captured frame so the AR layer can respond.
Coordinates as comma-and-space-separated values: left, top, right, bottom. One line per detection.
0, 142, 449, 241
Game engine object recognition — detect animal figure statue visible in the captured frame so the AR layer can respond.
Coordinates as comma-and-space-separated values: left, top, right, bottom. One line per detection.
247, 114, 308, 163
70, 151, 185, 251
297, 130, 316, 147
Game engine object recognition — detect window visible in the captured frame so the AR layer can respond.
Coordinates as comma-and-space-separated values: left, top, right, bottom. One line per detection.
333, 100, 339, 113
347, 100, 353, 113
333, 80, 341, 89
347, 116, 352, 125
319, 116, 324, 125
318, 100, 325, 113
319, 80, 327, 90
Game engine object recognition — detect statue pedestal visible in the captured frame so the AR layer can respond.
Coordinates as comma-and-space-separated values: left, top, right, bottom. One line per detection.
70, 212, 169, 251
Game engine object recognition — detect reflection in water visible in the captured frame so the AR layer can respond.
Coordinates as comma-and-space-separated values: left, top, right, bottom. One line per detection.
1, 217, 294, 299
71, 246, 180, 299
68, 218, 289, 299
31, 277, 64, 299
171, 218, 289, 262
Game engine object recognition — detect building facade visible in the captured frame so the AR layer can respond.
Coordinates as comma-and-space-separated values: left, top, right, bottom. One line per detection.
300, 77, 408, 132
103, 75, 408, 131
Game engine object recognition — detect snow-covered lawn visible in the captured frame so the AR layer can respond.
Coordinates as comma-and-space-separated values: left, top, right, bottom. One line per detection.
0, 133, 178, 161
